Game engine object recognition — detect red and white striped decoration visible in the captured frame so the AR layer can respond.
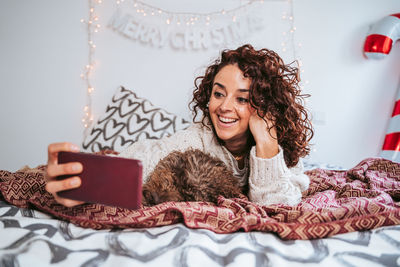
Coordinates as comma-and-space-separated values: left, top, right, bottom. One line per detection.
363, 13, 400, 162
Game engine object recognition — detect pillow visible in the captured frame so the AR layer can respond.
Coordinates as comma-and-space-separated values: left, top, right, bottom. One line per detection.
82, 86, 191, 152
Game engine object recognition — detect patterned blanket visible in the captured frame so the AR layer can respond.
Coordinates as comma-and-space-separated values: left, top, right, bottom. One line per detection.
0, 157, 399, 240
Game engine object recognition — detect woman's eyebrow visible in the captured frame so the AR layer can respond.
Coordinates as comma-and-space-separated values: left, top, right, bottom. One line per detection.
213, 82, 249, 92
213, 82, 225, 89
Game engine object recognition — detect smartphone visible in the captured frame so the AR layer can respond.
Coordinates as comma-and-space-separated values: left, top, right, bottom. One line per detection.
57, 151, 142, 210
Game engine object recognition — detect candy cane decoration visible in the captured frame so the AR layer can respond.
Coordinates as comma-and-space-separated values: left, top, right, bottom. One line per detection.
363, 13, 400, 162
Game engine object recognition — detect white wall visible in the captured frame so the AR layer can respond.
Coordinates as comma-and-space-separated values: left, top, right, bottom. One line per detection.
0, 0, 399, 171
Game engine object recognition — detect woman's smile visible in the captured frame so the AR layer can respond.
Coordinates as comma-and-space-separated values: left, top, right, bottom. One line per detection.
218, 115, 238, 125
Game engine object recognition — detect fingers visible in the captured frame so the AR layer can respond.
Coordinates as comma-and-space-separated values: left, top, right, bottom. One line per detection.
46, 162, 83, 180
46, 142, 81, 179
45, 176, 81, 194
53, 194, 85, 207
47, 142, 80, 165
45, 177, 84, 207
55, 197, 84, 208
251, 108, 275, 123
48, 142, 80, 154
45, 142, 85, 207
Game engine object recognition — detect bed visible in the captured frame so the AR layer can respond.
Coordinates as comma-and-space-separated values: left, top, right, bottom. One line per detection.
1, 86, 399, 266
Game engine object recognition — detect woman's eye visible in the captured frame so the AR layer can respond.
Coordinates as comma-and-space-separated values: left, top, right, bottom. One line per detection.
237, 97, 249, 104
214, 92, 224, 98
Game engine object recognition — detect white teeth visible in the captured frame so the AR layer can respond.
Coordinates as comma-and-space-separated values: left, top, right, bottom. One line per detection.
219, 116, 237, 123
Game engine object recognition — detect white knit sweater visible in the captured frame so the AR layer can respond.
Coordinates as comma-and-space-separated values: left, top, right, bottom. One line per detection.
119, 123, 309, 206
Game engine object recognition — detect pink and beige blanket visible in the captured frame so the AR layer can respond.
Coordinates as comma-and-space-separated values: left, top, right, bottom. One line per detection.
0, 157, 399, 240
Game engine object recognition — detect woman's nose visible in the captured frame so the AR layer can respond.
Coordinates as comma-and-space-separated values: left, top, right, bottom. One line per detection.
220, 97, 234, 111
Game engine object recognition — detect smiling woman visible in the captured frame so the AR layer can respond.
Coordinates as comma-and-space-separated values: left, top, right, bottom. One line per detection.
191, 44, 313, 168
45, 44, 314, 207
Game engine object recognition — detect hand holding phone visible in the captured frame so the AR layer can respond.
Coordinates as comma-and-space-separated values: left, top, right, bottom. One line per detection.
45, 142, 84, 207
57, 151, 142, 210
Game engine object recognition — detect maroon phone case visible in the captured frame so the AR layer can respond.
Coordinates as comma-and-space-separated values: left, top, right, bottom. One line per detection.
57, 152, 142, 210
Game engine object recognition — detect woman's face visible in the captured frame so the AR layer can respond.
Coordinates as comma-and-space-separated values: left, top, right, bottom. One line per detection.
208, 64, 252, 145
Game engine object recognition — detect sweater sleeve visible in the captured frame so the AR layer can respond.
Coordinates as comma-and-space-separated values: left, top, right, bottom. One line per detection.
248, 146, 309, 206
117, 125, 203, 183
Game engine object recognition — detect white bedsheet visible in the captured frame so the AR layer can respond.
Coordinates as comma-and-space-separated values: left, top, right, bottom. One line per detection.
1, 200, 399, 267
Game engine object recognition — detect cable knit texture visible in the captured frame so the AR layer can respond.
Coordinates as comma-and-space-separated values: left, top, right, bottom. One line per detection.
118, 123, 309, 206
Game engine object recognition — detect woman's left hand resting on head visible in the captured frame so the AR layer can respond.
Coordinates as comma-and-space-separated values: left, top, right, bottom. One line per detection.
249, 111, 279, 159
247, 110, 308, 206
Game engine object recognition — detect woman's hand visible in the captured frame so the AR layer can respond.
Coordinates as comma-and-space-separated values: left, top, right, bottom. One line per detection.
45, 142, 85, 207
249, 111, 279, 159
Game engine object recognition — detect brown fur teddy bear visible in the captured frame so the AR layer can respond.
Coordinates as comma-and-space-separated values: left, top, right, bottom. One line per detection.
142, 149, 245, 206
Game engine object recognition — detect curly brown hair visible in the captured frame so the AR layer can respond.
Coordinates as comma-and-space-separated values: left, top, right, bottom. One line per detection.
189, 44, 314, 168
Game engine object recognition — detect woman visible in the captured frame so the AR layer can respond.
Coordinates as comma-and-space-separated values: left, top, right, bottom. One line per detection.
45, 44, 314, 207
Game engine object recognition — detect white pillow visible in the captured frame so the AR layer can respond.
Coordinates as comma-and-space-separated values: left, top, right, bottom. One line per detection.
82, 86, 191, 152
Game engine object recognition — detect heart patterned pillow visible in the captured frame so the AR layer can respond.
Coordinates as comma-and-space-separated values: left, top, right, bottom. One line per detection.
82, 86, 191, 152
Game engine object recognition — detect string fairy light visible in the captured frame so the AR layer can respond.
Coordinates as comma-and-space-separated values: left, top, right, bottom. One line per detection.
117, 0, 270, 27
80, 0, 102, 136
281, 0, 308, 89
280, 0, 314, 153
